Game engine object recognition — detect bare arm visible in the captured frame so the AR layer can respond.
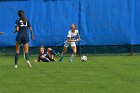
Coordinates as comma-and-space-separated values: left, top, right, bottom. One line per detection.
77, 33, 81, 41
68, 37, 77, 42
14, 26, 19, 33
68, 33, 81, 42
29, 27, 34, 40
16, 26, 19, 31
35, 58, 40, 62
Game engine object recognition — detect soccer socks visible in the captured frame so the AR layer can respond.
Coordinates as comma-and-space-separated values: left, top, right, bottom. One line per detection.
59, 52, 64, 62
14, 53, 32, 68
50, 50, 57, 56
25, 53, 32, 67
15, 53, 19, 65
25, 53, 29, 61
60, 52, 64, 58
59, 53, 76, 62
70, 54, 76, 62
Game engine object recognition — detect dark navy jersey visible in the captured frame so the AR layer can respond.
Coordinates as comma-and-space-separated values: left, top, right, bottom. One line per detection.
38, 50, 56, 62
38, 53, 49, 62
15, 18, 31, 44
15, 18, 31, 32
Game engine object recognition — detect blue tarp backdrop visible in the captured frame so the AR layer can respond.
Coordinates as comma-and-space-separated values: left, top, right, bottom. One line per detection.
0, 0, 139, 46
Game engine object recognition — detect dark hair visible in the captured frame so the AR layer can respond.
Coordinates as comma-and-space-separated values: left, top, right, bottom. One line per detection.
18, 10, 26, 25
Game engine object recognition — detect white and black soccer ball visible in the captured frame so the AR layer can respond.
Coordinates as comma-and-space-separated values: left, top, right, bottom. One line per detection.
81, 55, 87, 62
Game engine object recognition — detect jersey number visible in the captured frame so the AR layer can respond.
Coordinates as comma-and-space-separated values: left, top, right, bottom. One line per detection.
20, 20, 27, 27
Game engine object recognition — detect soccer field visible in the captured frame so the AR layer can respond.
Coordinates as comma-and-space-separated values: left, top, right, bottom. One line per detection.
0, 55, 140, 93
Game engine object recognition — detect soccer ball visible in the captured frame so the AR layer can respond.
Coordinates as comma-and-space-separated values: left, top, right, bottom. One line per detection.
81, 55, 87, 62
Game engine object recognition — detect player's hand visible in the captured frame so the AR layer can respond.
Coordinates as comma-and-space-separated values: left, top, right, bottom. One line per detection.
13, 31, 18, 34
31, 35, 34, 40
34, 60, 38, 62
76, 38, 80, 42
41, 55, 45, 58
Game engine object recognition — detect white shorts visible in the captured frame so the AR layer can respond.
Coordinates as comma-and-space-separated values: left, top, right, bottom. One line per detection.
64, 40, 76, 47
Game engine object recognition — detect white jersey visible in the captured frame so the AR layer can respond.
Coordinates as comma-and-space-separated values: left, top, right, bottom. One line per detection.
64, 30, 79, 47
67, 30, 79, 40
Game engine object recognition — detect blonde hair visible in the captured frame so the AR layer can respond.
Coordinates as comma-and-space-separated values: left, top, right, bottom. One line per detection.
71, 23, 76, 29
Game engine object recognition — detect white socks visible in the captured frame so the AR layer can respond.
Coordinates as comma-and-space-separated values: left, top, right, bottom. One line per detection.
70, 54, 76, 62
60, 52, 64, 58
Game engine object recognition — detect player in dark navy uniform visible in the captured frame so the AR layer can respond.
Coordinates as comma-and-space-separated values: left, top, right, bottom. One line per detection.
34, 46, 57, 62
35, 46, 50, 62
0, 32, 4, 35
14, 10, 34, 68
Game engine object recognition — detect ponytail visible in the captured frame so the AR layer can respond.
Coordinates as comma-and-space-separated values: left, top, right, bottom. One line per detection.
18, 10, 26, 25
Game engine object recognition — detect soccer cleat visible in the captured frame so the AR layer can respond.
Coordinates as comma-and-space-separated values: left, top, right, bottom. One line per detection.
14, 65, 17, 68
27, 61, 32, 68
58, 57, 63, 62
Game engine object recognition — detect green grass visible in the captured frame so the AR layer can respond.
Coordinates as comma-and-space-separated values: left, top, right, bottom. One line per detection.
0, 55, 140, 93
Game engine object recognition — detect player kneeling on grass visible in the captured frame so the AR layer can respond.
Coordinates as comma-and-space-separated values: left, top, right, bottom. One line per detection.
59, 23, 81, 62
35, 46, 57, 62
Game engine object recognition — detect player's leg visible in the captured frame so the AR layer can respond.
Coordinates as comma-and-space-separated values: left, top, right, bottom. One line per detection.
48, 52, 57, 62
15, 42, 20, 68
53, 58, 57, 62
48, 48, 58, 62
48, 53, 55, 62
59, 41, 69, 62
40, 56, 51, 62
43, 58, 51, 62
59, 46, 67, 62
69, 42, 77, 62
23, 43, 32, 67
49, 48, 57, 56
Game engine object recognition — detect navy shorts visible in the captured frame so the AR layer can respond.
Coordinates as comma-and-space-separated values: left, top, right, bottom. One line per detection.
41, 57, 50, 62
48, 57, 54, 61
16, 33, 29, 44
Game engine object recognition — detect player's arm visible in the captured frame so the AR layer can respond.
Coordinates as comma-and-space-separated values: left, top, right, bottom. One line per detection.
14, 20, 19, 33
29, 27, 34, 40
77, 33, 81, 41
67, 31, 76, 42
14, 26, 19, 34
67, 31, 80, 42
27, 20, 34, 40
68, 37, 78, 42
16, 26, 19, 31
68, 36, 80, 42
35, 58, 40, 62
35, 55, 41, 62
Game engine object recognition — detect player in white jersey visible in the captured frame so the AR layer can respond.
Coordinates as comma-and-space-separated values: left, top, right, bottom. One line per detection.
59, 24, 81, 62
